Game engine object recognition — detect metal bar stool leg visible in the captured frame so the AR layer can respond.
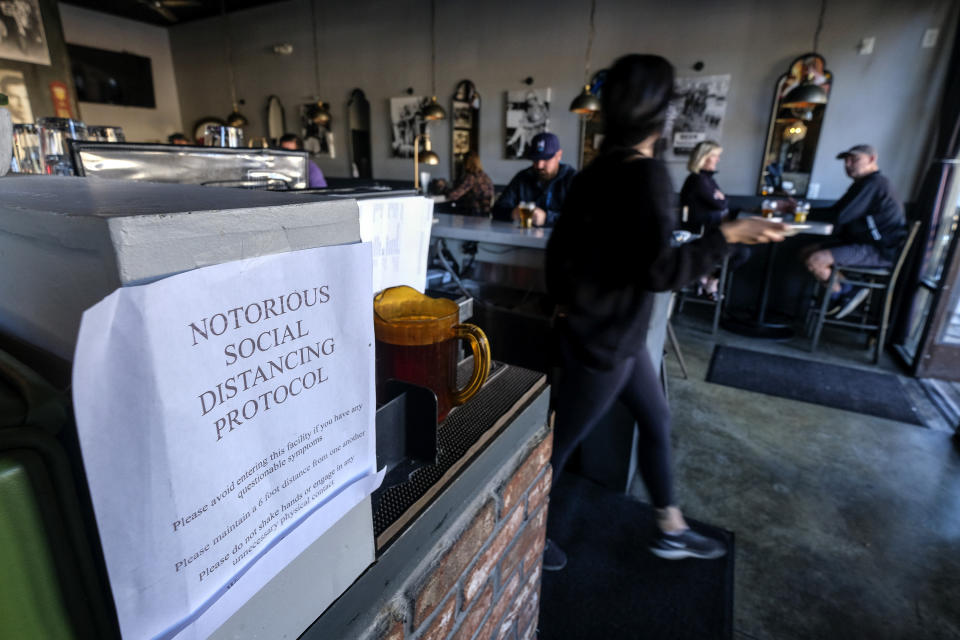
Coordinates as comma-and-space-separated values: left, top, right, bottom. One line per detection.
666, 320, 688, 380
712, 255, 729, 337
810, 268, 839, 353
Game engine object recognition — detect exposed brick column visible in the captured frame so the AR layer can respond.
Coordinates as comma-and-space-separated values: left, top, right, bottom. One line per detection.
365, 428, 553, 640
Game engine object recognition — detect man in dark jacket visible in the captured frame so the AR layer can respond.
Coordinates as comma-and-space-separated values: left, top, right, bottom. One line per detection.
492, 132, 576, 227
803, 144, 907, 318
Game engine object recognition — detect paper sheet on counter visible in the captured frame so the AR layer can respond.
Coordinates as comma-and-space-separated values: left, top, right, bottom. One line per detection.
72, 243, 380, 640
358, 196, 433, 293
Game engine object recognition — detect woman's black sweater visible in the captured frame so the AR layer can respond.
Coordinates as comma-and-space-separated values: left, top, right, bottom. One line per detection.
546, 152, 728, 368
679, 170, 727, 232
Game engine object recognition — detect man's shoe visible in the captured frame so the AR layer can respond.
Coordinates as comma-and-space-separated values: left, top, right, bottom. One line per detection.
833, 287, 870, 320
826, 296, 844, 316
650, 528, 727, 560
542, 537, 567, 571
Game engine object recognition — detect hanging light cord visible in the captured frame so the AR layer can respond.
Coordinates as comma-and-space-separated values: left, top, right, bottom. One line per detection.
221, 0, 238, 106
430, 0, 437, 96
583, 0, 597, 84
812, 0, 826, 53
311, 0, 321, 98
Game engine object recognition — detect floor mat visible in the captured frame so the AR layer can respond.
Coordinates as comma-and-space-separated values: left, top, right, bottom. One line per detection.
705, 345, 923, 426
539, 473, 734, 640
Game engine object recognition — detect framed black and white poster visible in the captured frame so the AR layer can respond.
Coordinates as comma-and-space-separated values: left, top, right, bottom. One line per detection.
662, 74, 730, 162
0, 69, 33, 123
504, 87, 550, 159
389, 95, 430, 158
0, 0, 50, 66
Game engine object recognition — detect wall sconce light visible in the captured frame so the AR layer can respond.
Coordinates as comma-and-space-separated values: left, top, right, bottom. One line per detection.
272, 43, 294, 55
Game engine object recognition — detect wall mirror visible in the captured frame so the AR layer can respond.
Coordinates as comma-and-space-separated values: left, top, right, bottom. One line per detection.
757, 53, 832, 197
348, 89, 372, 178
266, 95, 285, 145
579, 69, 607, 168
450, 80, 480, 182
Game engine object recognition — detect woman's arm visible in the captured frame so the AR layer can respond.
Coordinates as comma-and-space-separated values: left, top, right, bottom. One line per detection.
681, 174, 726, 228
446, 174, 475, 202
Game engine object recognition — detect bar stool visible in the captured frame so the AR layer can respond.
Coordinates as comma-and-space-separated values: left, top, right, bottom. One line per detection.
675, 253, 731, 336
807, 221, 920, 363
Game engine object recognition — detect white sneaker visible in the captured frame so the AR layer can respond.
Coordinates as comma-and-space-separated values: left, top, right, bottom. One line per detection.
834, 288, 870, 319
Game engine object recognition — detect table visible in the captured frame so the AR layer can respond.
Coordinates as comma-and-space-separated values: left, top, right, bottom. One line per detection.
721, 218, 833, 339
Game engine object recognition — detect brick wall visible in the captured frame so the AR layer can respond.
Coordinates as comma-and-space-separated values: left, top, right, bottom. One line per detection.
365, 428, 553, 640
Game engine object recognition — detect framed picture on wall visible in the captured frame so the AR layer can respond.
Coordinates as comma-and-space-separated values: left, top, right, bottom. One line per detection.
389, 95, 429, 158
0, 69, 33, 123
504, 88, 550, 159
662, 74, 730, 162
0, 0, 51, 66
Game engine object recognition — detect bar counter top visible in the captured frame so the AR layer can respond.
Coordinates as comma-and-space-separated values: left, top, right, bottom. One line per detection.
431, 213, 550, 249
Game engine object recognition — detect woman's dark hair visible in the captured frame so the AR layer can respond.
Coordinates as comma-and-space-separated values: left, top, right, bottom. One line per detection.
601, 54, 675, 153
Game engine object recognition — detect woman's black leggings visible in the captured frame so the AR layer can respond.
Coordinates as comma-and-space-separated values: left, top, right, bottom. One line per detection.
550, 339, 674, 508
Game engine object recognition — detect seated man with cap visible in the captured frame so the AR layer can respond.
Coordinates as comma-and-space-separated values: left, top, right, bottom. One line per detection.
492, 132, 576, 228
800, 144, 907, 319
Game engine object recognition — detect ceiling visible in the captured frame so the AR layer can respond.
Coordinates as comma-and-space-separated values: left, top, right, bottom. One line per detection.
61, 0, 283, 27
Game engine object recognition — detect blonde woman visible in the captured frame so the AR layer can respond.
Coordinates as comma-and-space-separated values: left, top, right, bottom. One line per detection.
681, 140, 727, 231
680, 140, 750, 297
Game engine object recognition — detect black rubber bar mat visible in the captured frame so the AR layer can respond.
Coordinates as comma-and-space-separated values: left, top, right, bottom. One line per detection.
706, 345, 923, 426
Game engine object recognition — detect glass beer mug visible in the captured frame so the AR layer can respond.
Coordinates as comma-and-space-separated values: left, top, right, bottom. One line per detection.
374, 286, 491, 422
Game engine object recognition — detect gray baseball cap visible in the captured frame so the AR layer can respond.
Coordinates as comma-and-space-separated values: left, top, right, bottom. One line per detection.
836, 144, 876, 159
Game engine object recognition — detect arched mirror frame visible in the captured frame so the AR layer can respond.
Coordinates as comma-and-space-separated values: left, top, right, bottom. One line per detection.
266, 95, 285, 145
757, 53, 833, 197
450, 80, 480, 182
348, 89, 373, 179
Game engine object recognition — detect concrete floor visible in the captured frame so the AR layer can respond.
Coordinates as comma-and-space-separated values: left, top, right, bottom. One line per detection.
641, 312, 960, 640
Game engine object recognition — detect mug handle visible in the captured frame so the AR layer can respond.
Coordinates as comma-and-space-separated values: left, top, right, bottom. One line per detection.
450, 323, 491, 406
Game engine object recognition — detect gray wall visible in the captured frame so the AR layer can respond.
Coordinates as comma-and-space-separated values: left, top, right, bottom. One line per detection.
169, 0, 957, 200
59, 4, 183, 143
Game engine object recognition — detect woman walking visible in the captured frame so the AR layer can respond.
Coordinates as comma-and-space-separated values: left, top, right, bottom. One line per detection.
544, 54, 786, 568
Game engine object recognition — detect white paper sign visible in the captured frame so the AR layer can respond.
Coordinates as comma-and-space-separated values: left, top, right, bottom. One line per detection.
72, 244, 380, 640
358, 196, 433, 293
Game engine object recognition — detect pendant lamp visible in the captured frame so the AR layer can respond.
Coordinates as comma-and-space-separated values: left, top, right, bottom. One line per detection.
221, 0, 247, 128
569, 0, 600, 115
424, 0, 446, 121
781, 81, 828, 109
781, 0, 829, 108
306, 0, 332, 129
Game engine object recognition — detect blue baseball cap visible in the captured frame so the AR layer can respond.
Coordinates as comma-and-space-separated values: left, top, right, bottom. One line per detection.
526, 132, 561, 160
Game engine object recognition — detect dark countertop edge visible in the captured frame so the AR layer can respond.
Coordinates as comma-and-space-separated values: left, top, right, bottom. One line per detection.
300, 384, 550, 639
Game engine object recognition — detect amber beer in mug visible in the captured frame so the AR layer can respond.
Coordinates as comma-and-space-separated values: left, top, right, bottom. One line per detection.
374, 286, 491, 422
518, 202, 535, 228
